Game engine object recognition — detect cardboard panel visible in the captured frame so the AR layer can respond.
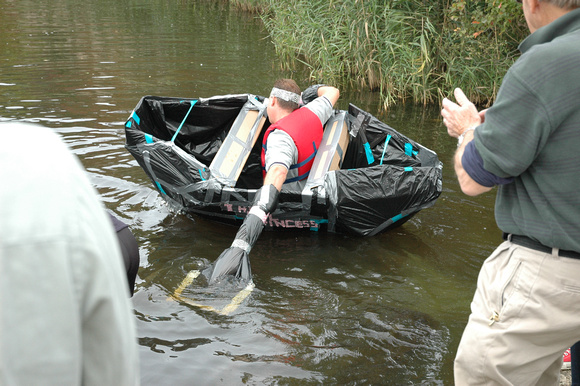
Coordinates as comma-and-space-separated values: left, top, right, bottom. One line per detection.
305, 111, 350, 189
329, 118, 349, 171
236, 110, 259, 141
312, 152, 329, 180
218, 141, 244, 178
209, 98, 267, 186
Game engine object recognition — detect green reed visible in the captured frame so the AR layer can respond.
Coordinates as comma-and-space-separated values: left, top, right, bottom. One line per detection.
232, 0, 528, 108
228, 0, 265, 13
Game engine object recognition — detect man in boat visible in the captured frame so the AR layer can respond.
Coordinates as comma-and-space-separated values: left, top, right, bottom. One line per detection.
262, 79, 340, 192
441, 0, 580, 383
241, 79, 339, 229
207, 80, 339, 283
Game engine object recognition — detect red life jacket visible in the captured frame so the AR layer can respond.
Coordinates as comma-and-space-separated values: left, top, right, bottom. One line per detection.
261, 107, 323, 183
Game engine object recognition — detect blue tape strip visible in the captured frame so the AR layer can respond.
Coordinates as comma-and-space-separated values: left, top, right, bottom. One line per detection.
379, 135, 392, 165
310, 219, 328, 231
404, 166, 413, 172
155, 181, 167, 195
198, 168, 206, 181
405, 143, 413, 157
126, 111, 140, 128
144, 133, 154, 144
171, 100, 198, 142
391, 213, 404, 223
364, 142, 374, 165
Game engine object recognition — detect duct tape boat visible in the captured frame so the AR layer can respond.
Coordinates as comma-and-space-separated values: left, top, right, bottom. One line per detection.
125, 94, 443, 236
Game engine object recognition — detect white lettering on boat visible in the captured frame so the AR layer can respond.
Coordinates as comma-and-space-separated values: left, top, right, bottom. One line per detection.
222, 203, 320, 229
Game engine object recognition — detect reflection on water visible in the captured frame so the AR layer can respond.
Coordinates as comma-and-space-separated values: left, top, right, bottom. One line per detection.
1, 0, 500, 384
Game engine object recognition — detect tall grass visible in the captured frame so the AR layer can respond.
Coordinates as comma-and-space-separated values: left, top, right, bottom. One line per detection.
232, 0, 528, 108
229, 0, 264, 13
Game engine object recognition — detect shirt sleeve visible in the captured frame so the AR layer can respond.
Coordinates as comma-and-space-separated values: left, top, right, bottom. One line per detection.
304, 95, 333, 125
264, 129, 297, 172
462, 140, 514, 187
474, 65, 553, 178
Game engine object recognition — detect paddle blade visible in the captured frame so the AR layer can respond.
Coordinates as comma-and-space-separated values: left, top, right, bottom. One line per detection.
208, 247, 252, 284
207, 214, 264, 285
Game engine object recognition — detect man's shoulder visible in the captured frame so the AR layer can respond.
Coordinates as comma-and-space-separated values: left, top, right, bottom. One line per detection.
302, 97, 333, 125
304, 96, 333, 112
510, 29, 580, 88
267, 129, 295, 150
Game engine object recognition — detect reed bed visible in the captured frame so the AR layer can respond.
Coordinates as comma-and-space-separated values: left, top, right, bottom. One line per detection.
232, 0, 528, 108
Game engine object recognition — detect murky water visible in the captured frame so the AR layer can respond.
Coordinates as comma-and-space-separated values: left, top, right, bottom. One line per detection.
1, 0, 501, 384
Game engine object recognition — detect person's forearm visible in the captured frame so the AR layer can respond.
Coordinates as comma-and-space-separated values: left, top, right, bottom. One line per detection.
318, 86, 340, 107
263, 164, 288, 192
454, 131, 492, 196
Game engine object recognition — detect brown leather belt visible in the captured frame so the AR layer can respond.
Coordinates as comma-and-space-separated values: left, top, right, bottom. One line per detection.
503, 233, 580, 259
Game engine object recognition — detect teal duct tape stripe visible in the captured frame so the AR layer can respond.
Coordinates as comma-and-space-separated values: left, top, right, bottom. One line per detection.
155, 181, 167, 195
391, 213, 407, 223
144, 133, 154, 144
364, 142, 374, 165
171, 100, 198, 142
404, 143, 413, 156
126, 111, 140, 128
404, 166, 413, 172
379, 135, 392, 165
132, 111, 140, 125
310, 218, 328, 231
143, 150, 167, 196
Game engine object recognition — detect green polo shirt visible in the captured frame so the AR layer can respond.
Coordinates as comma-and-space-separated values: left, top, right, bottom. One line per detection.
474, 8, 580, 252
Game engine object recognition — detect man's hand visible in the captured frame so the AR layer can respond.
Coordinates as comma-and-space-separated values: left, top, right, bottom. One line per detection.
301, 84, 327, 105
441, 88, 493, 197
441, 88, 481, 138
301, 84, 340, 107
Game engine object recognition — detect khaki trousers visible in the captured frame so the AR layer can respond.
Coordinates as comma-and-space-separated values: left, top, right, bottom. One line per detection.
454, 241, 580, 385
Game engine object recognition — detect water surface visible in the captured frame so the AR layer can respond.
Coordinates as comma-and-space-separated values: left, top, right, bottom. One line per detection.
1, 0, 500, 384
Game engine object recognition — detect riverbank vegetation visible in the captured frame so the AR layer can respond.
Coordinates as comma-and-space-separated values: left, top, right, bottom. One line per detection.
230, 0, 528, 108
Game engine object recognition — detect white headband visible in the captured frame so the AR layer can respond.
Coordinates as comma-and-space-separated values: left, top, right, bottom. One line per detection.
270, 87, 300, 104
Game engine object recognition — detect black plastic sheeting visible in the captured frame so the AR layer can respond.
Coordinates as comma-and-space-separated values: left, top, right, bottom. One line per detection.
204, 213, 263, 285
125, 94, 443, 236
332, 104, 443, 236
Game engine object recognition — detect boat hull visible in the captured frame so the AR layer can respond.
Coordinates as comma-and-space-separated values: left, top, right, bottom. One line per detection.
125, 94, 442, 236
